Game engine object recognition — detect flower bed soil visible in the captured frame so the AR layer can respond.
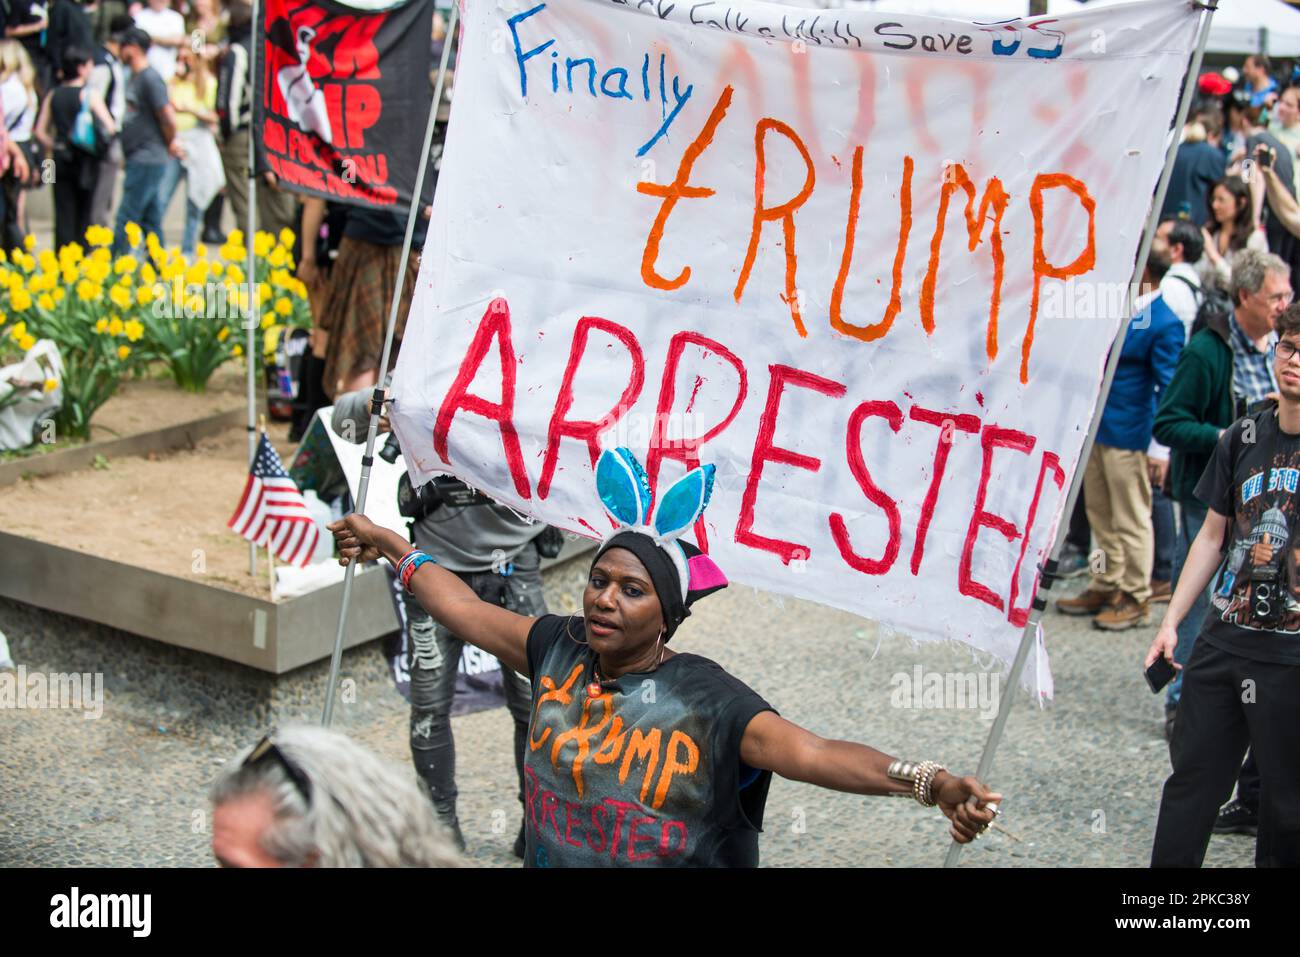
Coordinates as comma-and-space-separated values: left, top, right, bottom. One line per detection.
1, 418, 297, 600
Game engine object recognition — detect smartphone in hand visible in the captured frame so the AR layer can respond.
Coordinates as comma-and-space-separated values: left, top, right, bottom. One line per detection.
1145, 656, 1176, 693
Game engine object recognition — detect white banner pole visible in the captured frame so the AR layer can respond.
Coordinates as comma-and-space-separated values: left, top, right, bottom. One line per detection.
322, 0, 458, 727
941, 0, 1219, 868
246, 0, 262, 577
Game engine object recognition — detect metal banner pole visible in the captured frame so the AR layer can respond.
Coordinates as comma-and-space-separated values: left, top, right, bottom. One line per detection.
942, 0, 1218, 867
246, 0, 262, 576
322, 1, 458, 727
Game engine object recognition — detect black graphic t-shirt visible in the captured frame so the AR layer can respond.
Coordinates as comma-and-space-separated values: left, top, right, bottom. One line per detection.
523, 615, 776, 867
1196, 410, 1300, 665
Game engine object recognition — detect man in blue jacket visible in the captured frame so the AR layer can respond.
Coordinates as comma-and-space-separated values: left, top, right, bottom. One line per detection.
1058, 259, 1186, 629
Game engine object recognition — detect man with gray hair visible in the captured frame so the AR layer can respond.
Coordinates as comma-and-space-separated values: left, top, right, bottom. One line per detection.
210, 725, 463, 867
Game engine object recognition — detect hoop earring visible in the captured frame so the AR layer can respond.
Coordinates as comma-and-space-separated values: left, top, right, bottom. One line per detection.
565, 616, 589, 646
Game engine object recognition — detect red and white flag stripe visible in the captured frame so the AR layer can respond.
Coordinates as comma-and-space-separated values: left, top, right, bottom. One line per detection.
227, 442, 321, 568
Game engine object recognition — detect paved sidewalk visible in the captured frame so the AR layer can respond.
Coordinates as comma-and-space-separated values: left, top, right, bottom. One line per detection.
0, 564, 1256, 868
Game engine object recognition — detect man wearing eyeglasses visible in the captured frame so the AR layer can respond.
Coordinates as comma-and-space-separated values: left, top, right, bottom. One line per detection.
1147, 304, 1300, 868
1154, 248, 1290, 833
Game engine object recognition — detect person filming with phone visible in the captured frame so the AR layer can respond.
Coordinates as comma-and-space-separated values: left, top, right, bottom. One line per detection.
1145, 305, 1300, 868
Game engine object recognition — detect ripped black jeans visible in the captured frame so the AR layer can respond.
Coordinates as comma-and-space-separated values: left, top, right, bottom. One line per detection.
403, 563, 544, 835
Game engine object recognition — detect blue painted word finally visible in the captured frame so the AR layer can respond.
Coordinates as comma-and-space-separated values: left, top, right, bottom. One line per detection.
507, 3, 694, 157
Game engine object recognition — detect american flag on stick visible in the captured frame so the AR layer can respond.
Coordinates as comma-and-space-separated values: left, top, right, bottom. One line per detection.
228, 432, 320, 567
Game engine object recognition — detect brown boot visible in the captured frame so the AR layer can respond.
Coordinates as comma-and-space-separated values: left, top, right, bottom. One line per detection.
1094, 592, 1151, 630
1056, 588, 1118, 616
1149, 579, 1172, 604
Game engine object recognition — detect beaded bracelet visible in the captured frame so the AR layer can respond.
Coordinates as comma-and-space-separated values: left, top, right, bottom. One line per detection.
394, 548, 420, 579
396, 549, 437, 593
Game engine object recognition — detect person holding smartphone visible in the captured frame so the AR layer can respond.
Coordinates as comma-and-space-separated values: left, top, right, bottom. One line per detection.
1146, 306, 1300, 868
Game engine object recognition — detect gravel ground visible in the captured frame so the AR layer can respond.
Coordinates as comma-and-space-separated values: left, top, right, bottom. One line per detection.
0, 563, 1256, 868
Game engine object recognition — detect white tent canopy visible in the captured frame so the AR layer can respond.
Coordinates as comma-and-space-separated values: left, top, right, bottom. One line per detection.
1083, 0, 1300, 57
824, 0, 1300, 57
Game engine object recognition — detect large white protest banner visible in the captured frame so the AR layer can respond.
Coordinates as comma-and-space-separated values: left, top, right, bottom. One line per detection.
389, 0, 1201, 668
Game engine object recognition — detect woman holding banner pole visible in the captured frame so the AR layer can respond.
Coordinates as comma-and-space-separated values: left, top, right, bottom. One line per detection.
328, 447, 1001, 868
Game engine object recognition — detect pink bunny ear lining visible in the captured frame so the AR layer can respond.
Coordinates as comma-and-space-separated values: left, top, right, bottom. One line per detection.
687, 553, 728, 592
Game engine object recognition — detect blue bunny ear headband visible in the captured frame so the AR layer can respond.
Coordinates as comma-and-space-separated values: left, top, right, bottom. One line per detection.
592, 447, 728, 639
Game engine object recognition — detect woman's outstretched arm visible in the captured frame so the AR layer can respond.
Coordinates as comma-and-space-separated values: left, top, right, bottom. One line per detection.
329, 513, 536, 676
739, 711, 1002, 843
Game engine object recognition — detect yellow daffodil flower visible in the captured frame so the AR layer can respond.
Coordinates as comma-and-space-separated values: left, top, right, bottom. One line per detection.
18, 333, 35, 351
217, 326, 230, 342
85, 225, 112, 247
268, 246, 287, 268
11, 288, 32, 311
274, 297, 292, 317
124, 222, 142, 248
43, 377, 57, 392
136, 285, 154, 305
279, 228, 295, 248
107, 316, 124, 336
22, 235, 35, 251
124, 319, 144, 342
37, 293, 53, 310
116, 345, 130, 360
95, 318, 108, 333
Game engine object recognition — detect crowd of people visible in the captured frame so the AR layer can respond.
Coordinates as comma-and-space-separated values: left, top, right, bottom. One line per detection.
2, 6, 1271, 868
1050, 54, 1299, 867
0, 0, 273, 255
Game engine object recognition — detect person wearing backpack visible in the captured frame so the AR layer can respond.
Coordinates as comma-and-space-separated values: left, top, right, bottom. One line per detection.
86, 13, 127, 227
33, 44, 115, 248
1151, 217, 1210, 602
1155, 217, 1206, 337
1056, 257, 1184, 630
1147, 304, 1300, 868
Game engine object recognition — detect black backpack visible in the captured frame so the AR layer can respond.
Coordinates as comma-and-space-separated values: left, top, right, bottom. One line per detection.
1169, 274, 1232, 337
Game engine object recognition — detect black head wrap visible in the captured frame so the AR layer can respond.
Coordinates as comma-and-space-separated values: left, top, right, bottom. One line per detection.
590, 531, 727, 641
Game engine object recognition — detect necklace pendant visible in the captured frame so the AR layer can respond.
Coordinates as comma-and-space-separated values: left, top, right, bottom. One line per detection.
587, 682, 602, 699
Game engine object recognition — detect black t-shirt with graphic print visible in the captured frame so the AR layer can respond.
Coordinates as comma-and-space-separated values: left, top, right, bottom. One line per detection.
523, 614, 776, 868
1196, 409, 1300, 665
